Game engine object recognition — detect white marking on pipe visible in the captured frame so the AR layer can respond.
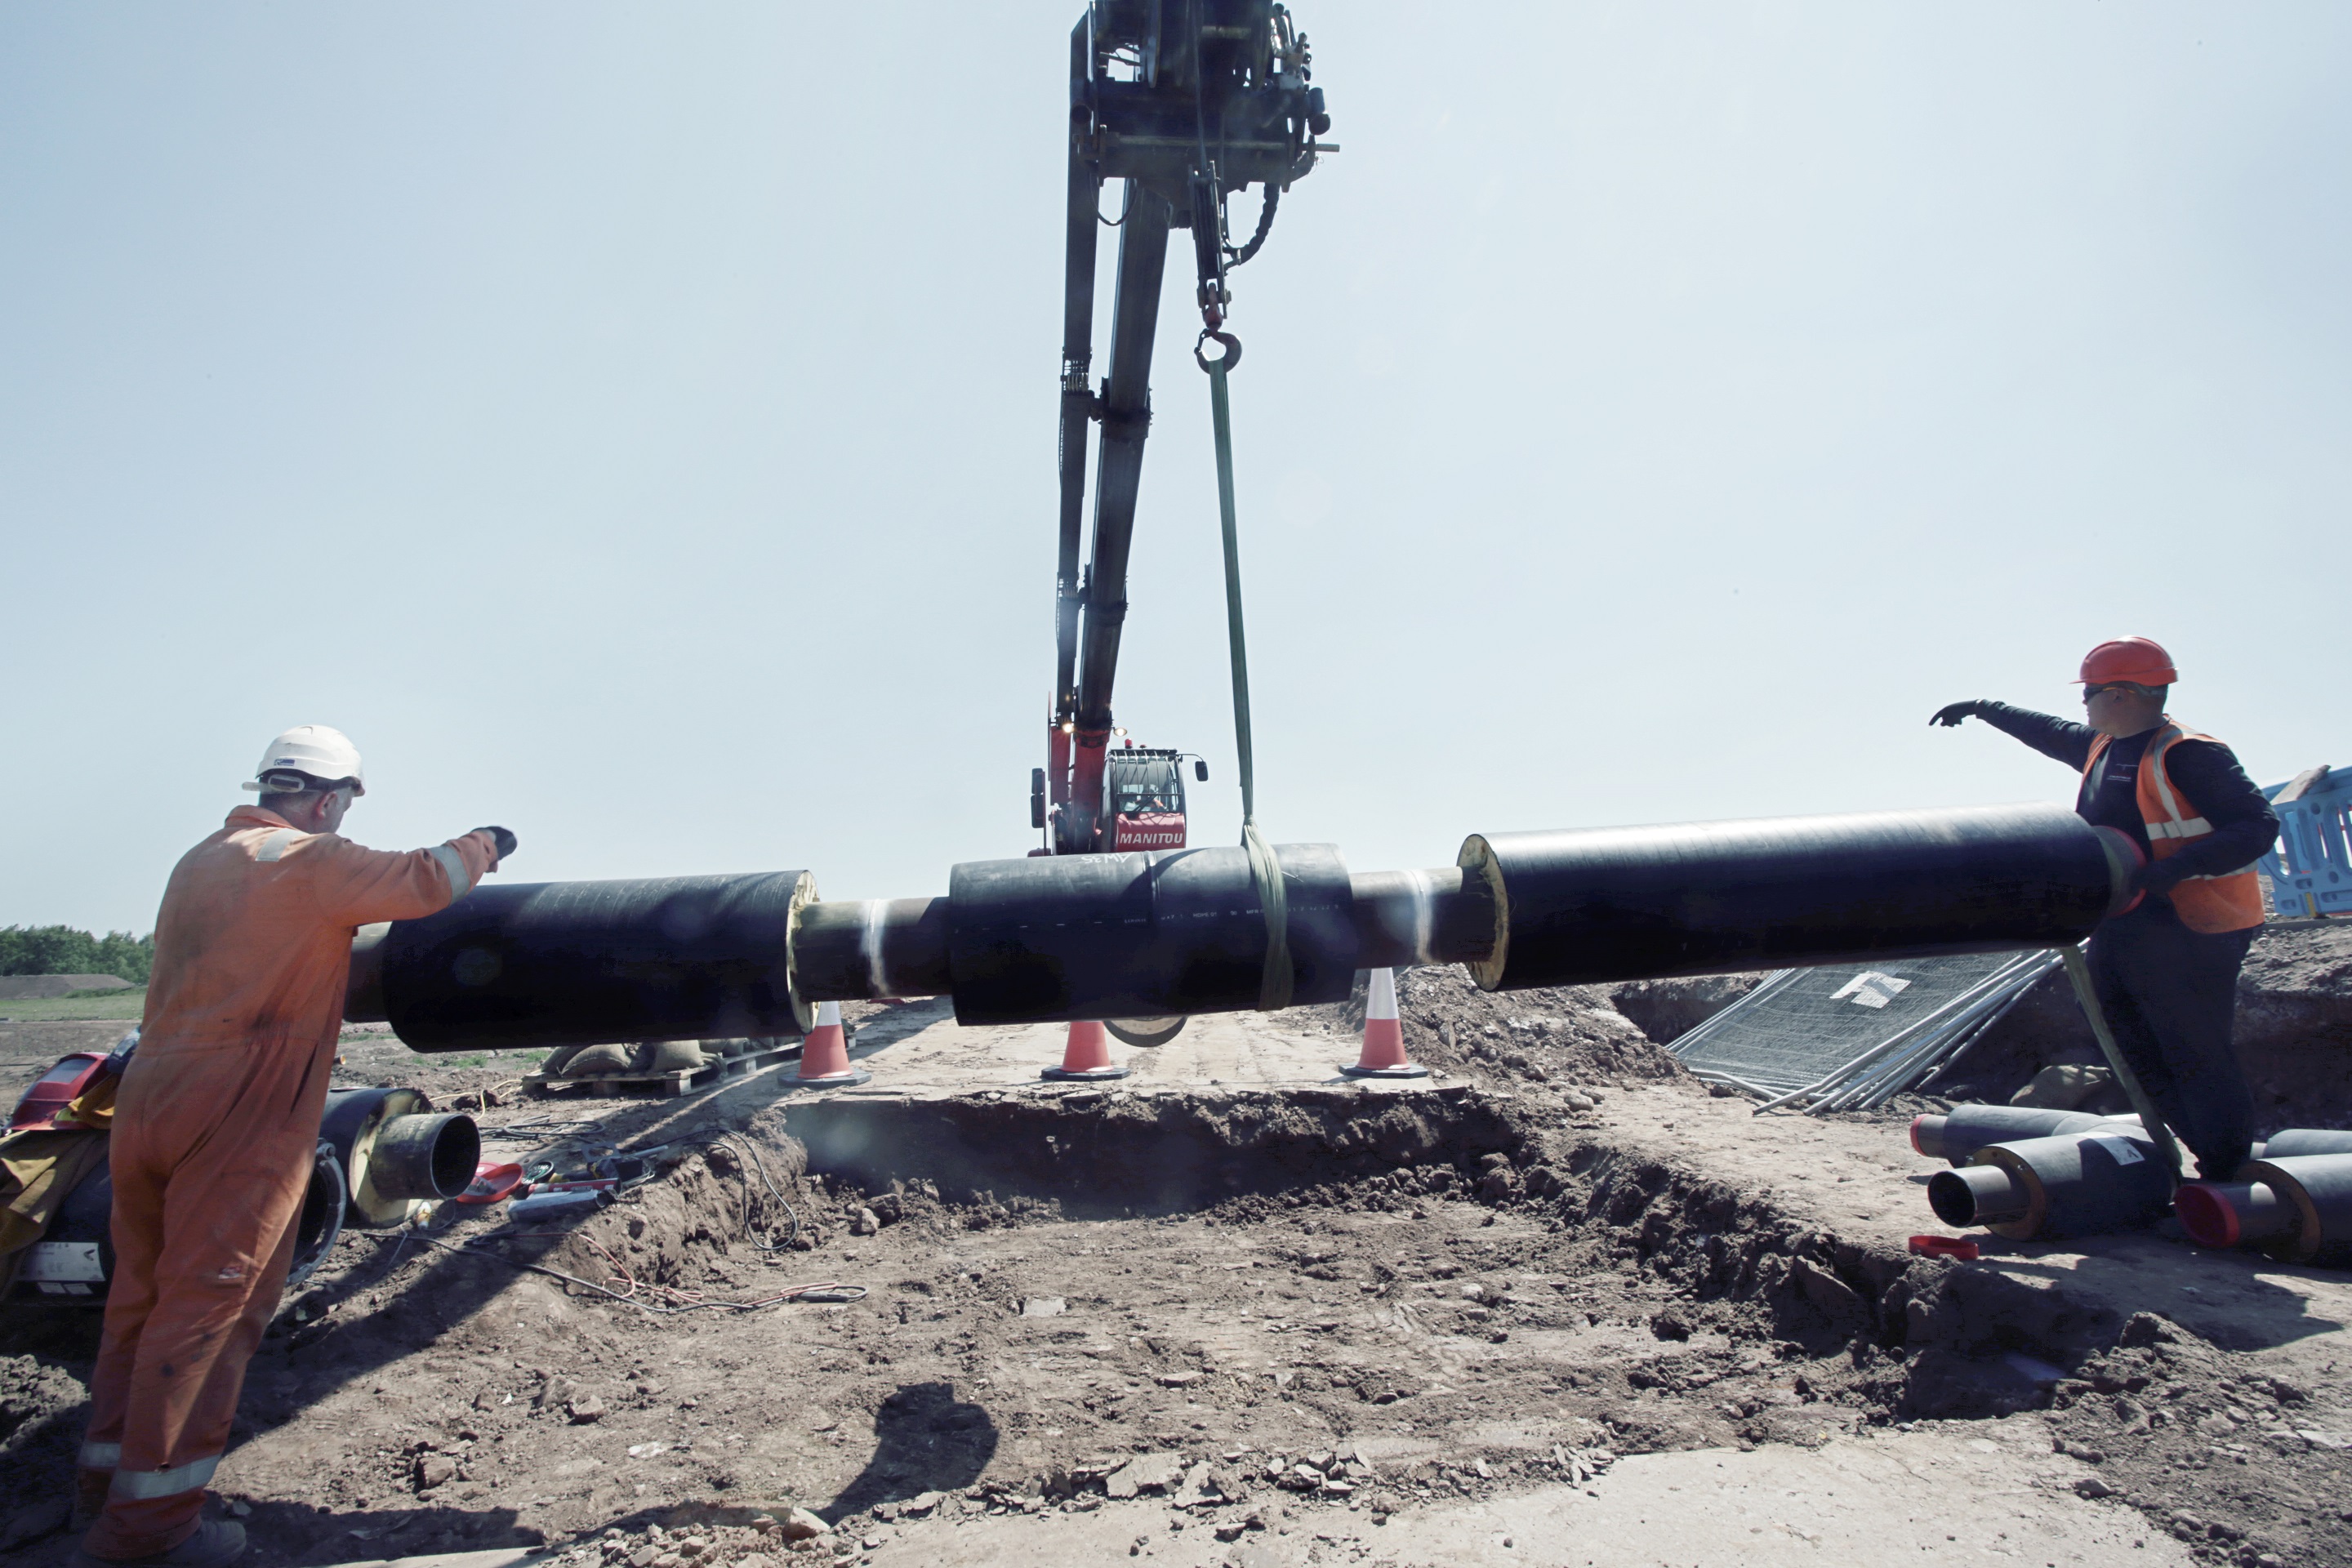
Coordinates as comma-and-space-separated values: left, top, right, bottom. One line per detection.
1402, 868, 1437, 965
862, 901, 891, 998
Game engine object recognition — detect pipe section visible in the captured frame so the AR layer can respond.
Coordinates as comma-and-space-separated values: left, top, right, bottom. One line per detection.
320, 1089, 441, 1227
2173, 1178, 2298, 1250
795, 897, 951, 1001
1927, 1164, 2031, 1227
1929, 1128, 2172, 1241
1348, 866, 1494, 970
342, 802, 2135, 1045
2258, 1129, 2352, 1160
372, 872, 816, 1049
2225, 1154, 2352, 1263
364, 1111, 480, 1201
1455, 804, 2127, 991
947, 844, 1356, 1026
1910, 1105, 2139, 1165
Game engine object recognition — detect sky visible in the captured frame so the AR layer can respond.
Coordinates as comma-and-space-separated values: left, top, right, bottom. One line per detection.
4, 2, 2347, 935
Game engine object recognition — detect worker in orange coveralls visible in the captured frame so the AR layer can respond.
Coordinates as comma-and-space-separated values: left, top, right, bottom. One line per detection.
74, 726, 517, 1568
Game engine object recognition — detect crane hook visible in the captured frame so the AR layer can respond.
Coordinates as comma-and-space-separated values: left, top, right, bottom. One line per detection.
1192, 330, 1243, 375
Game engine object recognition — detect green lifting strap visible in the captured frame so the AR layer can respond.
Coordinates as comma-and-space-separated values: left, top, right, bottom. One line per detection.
1201, 335, 1292, 1012
2058, 944, 2185, 1184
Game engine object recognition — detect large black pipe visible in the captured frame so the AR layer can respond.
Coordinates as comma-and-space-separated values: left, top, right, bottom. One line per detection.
370, 871, 815, 1051
350, 804, 2130, 1047
1458, 804, 2132, 991
947, 844, 1357, 1025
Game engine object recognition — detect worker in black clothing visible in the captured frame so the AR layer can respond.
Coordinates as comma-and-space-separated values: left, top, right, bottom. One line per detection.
1931, 636, 2278, 1179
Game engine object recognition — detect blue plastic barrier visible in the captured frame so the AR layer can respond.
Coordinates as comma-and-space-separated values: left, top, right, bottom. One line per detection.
2260, 765, 2352, 920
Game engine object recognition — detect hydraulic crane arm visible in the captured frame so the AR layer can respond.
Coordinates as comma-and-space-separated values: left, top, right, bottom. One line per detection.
1043, 0, 1332, 855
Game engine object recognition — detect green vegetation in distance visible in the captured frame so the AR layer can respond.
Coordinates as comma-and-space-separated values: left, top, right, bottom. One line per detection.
1, 925, 155, 982
0, 987, 149, 1023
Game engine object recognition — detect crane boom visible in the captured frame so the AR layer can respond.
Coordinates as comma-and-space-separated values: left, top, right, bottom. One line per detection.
1037, 0, 1331, 855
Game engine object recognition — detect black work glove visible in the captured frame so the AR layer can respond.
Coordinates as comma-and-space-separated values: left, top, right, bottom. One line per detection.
473, 826, 519, 863
1928, 701, 1983, 728
2132, 859, 2183, 898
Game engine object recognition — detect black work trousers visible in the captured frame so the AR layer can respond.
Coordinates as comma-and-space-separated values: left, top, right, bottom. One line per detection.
2084, 899, 2256, 1180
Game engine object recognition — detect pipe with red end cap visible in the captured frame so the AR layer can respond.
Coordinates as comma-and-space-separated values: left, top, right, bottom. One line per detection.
2174, 1180, 2295, 1250
2178, 1153, 2352, 1262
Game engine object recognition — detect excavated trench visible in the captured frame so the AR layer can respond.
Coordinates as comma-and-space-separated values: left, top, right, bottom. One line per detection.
773, 1085, 2137, 1425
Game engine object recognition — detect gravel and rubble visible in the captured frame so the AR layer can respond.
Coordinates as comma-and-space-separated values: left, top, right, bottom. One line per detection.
5, 957, 2352, 1567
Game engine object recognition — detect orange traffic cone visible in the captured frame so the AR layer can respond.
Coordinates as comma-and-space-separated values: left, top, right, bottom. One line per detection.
1042, 1019, 1129, 1082
1340, 968, 1428, 1079
791, 1000, 871, 1089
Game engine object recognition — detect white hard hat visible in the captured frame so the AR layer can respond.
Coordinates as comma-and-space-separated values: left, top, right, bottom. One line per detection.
243, 724, 367, 795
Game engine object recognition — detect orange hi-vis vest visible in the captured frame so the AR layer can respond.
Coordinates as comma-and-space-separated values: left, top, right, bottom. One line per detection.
2083, 720, 2266, 933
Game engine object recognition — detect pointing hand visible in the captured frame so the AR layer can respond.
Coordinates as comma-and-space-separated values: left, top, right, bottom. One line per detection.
1928, 702, 1980, 728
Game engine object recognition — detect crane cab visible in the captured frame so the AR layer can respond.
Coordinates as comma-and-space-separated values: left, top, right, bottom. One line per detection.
1107, 746, 1190, 852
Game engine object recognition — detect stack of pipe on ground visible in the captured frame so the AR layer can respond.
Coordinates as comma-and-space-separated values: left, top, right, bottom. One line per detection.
1914, 1104, 2169, 1242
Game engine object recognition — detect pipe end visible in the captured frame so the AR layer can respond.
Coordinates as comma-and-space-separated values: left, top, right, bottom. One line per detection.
1929, 1164, 2029, 1228
1910, 1115, 1945, 1160
1927, 1169, 1978, 1227
2173, 1182, 2243, 1250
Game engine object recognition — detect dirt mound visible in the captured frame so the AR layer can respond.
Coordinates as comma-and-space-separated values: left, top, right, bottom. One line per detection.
0, 975, 132, 1000
1314, 965, 1697, 1089
1606, 973, 1772, 1044
1408, 969, 1697, 1086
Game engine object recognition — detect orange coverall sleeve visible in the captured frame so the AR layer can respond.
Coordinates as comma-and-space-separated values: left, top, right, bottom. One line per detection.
308, 829, 500, 928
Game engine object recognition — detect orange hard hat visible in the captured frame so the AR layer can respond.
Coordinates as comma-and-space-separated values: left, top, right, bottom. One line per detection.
2077, 636, 2177, 686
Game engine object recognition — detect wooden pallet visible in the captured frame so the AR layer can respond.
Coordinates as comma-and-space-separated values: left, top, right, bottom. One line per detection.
521, 1042, 801, 1100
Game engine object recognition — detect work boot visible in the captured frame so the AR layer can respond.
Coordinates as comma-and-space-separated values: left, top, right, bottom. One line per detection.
73, 1520, 247, 1568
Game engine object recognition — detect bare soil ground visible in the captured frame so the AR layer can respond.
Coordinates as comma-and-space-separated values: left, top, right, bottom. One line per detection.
4, 951, 2351, 1568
